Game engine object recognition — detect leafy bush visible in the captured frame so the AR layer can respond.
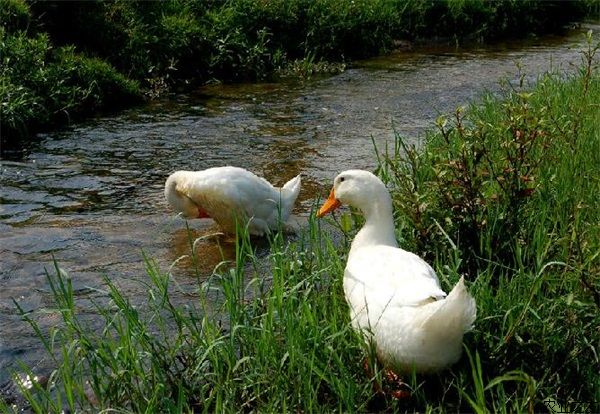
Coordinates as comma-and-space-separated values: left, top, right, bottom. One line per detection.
418, 0, 592, 40
302, 0, 397, 59
26, 0, 209, 81
0, 0, 30, 33
25, 0, 596, 84
0, 30, 140, 145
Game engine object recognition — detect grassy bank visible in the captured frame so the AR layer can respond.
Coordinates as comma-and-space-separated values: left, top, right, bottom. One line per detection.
374, 33, 600, 411
0, 0, 142, 146
2, 37, 599, 413
2, 0, 599, 145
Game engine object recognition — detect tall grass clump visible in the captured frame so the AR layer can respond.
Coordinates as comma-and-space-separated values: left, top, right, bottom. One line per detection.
0, 31, 141, 145
376, 33, 600, 411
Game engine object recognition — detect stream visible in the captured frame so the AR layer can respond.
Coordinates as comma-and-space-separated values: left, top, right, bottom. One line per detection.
1, 24, 598, 383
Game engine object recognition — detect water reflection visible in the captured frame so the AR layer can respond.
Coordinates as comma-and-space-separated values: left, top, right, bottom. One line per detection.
166, 226, 237, 276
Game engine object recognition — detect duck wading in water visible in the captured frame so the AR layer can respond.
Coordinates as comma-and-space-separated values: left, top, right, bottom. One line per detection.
317, 170, 476, 391
165, 166, 301, 236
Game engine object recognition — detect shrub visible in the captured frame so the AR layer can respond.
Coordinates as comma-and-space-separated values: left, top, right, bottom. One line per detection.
0, 0, 30, 33
303, 0, 402, 59
1, 31, 53, 138
26, 0, 209, 82
0, 30, 141, 145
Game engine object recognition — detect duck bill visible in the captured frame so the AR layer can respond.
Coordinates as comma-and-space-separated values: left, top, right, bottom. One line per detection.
317, 189, 341, 218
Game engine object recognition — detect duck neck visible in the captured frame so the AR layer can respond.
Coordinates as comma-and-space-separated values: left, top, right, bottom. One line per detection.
350, 195, 397, 252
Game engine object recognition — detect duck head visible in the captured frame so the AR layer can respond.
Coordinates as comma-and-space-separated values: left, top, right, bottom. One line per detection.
317, 170, 390, 218
165, 171, 211, 219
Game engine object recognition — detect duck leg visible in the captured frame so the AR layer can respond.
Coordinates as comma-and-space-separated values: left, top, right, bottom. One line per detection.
363, 358, 411, 400
383, 368, 411, 400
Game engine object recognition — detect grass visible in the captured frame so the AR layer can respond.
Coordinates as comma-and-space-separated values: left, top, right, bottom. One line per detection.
2, 30, 600, 414
2, 219, 371, 413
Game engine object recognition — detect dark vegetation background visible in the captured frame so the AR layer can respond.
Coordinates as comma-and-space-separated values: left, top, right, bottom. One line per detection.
1, 0, 598, 145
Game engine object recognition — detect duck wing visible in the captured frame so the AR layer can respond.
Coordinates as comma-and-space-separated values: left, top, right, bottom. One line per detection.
345, 245, 446, 310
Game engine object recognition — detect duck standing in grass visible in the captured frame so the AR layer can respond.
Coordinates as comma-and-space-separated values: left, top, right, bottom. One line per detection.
165, 166, 301, 236
317, 170, 476, 374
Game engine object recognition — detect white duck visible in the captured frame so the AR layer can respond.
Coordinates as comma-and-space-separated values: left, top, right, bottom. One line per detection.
165, 166, 301, 236
317, 170, 476, 373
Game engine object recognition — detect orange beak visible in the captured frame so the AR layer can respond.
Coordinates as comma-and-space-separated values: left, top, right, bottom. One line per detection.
317, 188, 342, 218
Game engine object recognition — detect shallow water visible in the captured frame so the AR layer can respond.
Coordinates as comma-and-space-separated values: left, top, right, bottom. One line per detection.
1, 24, 598, 382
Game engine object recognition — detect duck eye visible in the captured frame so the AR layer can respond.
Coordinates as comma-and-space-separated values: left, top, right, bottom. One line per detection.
339, 176, 345, 182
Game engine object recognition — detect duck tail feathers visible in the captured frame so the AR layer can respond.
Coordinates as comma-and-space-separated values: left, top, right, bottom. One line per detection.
423, 276, 476, 334
281, 174, 301, 206
282, 174, 301, 195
